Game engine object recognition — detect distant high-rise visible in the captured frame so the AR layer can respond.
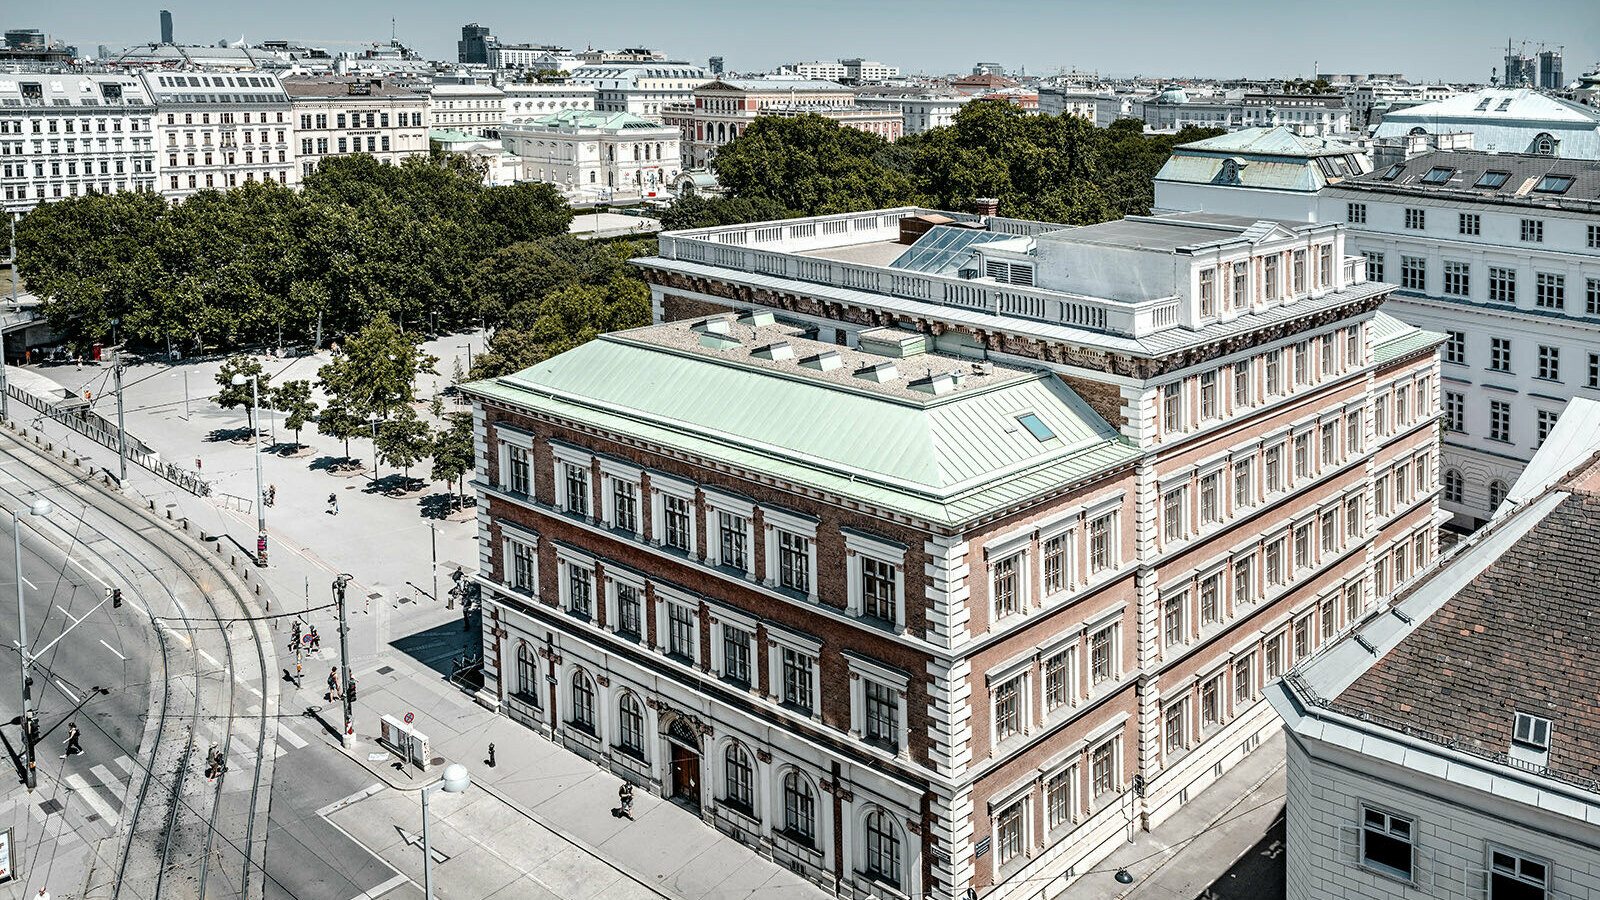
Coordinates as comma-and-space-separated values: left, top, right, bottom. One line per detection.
160, 9, 174, 45
1538, 49, 1563, 90
708, 56, 724, 75
458, 22, 493, 65
4, 29, 45, 50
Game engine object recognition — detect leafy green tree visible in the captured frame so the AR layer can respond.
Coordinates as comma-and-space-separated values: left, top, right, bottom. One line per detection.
272, 379, 319, 448
374, 407, 433, 489
317, 313, 437, 424
316, 401, 366, 465
214, 356, 272, 431
430, 412, 475, 509
710, 115, 915, 215
655, 194, 795, 231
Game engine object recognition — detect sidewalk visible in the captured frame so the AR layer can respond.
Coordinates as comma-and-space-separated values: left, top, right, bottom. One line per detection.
1060, 732, 1286, 900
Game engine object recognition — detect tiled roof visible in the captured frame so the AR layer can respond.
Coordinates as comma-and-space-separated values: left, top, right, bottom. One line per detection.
1332, 488, 1600, 785
1331, 149, 1600, 207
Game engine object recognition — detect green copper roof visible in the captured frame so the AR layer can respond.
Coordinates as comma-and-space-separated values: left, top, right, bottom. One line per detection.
1370, 310, 1445, 364
467, 324, 1136, 526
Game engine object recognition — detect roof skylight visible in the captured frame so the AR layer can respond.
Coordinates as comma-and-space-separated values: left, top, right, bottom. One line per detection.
1380, 164, 1405, 181
1533, 174, 1574, 194
1474, 170, 1511, 189
1420, 166, 1455, 185
1017, 413, 1055, 442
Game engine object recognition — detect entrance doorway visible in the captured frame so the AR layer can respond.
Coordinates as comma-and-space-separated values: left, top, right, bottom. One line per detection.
667, 718, 701, 809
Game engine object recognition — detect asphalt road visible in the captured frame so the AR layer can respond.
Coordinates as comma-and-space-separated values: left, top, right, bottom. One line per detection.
1196, 808, 1287, 900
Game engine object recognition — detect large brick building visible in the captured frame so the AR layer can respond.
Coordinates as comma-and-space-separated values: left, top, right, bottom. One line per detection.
466, 207, 1444, 899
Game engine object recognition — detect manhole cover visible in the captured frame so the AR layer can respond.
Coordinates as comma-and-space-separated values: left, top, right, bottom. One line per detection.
39, 798, 63, 814
376, 666, 394, 675
430, 757, 446, 766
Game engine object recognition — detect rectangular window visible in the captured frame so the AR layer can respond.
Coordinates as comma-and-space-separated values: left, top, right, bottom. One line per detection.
1294, 341, 1309, 385
612, 480, 638, 534
1537, 409, 1558, 448
568, 565, 592, 618
1265, 633, 1285, 678
1265, 446, 1283, 493
1046, 768, 1076, 830
1488, 267, 1516, 304
1234, 556, 1254, 606
1043, 534, 1067, 595
778, 531, 811, 594
1044, 649, 1073, 710
1376, 475, 1390, 517
1490, 848, 1549, 900
564, 464, 589, 517
507, 446, 531, 494
996, 801, 1024, 866
1233, 362, 1251, 409
1399, 256, 1425, 291
511, 541, 537, 592
1403, 208, 1425, 230
1265, 350, 1282, 396
722, 625, 751, 685
1490, 400, 1511, 443
1591, 352, 1600, 389
1090, 740, 1117, 799
781, 648, 814, 713
1163, 488, 1185, 543
1520, 218, 1544, 243
1321, 508, 1337, 553
1265, 539, 1284, 587
992, 555, 1019, 619
1199, 267, 1216, 317
1445, 330, 1465, 364
864, 680, 899, 750
1294, 433, 1311, 480
1347, 412, 1361, 454
1535, 273, 1565, 310
1345, 582, 1362, 624
1163, 593, 1186, 647
1294, 522, 1312, 570
616, 584, 641, 638
1200, 372, 1218, 420
1200, 676, 1222, 728
667, 603, 695, 661
1490, 337, 1512, 372
1346, 202, 1366, 224
1200, 573, 1221, 626
994, 677, 1022, 742
1589, 278, 1600, 316
663, 495, 693, 552
1318, 244, 1333, 287
1200, 472, 1220, 525
1591, 224, 1600, 249
1459, 212, 1480, 236
717, 511, 748, 571
1321, 423, 1337, 467
1090, 514, 1114, 573
1320, 338, 1333, 377
1362, 250, 1383, 283
1090, 626, 1114, 685
1264, 255, 1279, 300
1443, 261, 1469, 297
1292, 249, 1306, 294
1538, 345, 1560, 381
862, 557, 898, 624
1233, 459, 1252, 509
1232, 264, 1248, 308
1234, 656, 1254, 704
1294, 618, 1311, 660
1164, 701, 1187, 755
1361, 807, 1415, 881
1163, 382, 1183, 433
1445, 391, 1464, 432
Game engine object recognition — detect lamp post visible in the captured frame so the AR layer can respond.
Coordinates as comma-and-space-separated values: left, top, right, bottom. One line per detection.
420, 763, 471, 899
231, 372, 267, 566
12, 497, 52, 791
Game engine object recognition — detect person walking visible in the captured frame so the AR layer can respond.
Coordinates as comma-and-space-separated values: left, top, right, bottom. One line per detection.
35, 886, 50, 900
307, 625, 320, 652
205, 742, 221, 780
326, 667, 341, 702
327, 493, 339, 516
266, 484, 276, 507
61, 722, 82, 758
618, 781, 635, 820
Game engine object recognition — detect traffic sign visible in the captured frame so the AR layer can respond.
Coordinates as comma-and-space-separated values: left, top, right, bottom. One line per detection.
403, 712, 415, 724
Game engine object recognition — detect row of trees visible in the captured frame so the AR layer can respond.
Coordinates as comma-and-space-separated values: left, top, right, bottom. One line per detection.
214, 314, 475, 502
15, 154, 578, 354
663, 101, 1227, 228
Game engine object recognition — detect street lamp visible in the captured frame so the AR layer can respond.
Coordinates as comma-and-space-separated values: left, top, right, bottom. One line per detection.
420, 763, 471, 899
231, 372, 267, 566
12, 497, 52, 791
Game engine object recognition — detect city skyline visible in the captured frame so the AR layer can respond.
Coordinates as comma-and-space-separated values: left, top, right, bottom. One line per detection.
25, 0, 1600, 83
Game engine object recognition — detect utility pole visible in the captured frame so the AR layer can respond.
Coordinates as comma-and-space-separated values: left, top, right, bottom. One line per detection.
113, 354, 128, 483
183, 369, 190, 420
13, 499, 53, 790
2, 213, 16, 423
334, 574, 354, 748
432, 521, 443, 609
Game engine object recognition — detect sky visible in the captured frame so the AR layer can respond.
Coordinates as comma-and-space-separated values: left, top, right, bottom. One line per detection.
26, 0, 1600, 84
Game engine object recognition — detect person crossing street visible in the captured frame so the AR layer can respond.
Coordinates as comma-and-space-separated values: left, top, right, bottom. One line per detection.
60, 722, 82, 758
326, 667, 341, 702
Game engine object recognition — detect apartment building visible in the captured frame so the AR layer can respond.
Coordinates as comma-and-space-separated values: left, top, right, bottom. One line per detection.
141, 70, 294, 199
503, 82, 596, 125
425, 82, 505, 138
469, 205, 1443, 899
282, 77, 429, 175
1269, 399, 1600, 900
567, 61, 710, 119
500, 109, 680, 199
854, 88, 971, 136
0, 73, 158, 213
1321, 151, 1600, 527
683, 78, 901, 168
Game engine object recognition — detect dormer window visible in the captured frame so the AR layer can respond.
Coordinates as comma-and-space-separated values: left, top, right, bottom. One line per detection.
1512, 712, 1550, 750
1474, 170, 1510, 189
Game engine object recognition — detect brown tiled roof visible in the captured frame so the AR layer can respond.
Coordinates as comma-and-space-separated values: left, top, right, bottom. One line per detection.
1333, 492, 1600, 782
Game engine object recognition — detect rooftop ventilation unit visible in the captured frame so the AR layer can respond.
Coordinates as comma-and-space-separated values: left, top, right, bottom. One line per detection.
855, 361, 899, 383
800, 350, 843, 372
695, 316, 733, 335
699, 332, 740, 351
857, 328, 927, 359
908, 371, 957, 395
752, 341, 794, 361
972, 361, 995, 377
738, 309, 776, 328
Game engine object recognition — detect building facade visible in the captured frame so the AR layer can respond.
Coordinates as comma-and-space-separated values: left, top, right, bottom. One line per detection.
426, 83, 505, 138
0, 73, 158, 213
500, 109, 680, 199
142, 70, 294, 199
1269, 411, 1600, 900
568, 62, 711, 119
683, 78, 900, 168
471, 205, 1443, 899
854, 89, 971, 135
1371, 88, 1600, 159
502, 83, 597, 125
1038, 89, 1131, 128
283, 77, 429, 175
1153, 127, 1371, 223
840, 59, 899, 84
1320, 151, 1600, 528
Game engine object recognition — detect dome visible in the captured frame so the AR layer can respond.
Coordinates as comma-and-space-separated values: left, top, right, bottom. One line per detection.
1156, 87, 1189, 105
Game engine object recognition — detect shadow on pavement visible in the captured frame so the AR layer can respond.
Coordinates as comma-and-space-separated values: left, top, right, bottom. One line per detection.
1197, 807, 1285, 900
389, 617, 476, 678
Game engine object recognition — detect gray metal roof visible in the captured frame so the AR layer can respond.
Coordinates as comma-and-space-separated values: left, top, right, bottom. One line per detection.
1330, 149, 1600, 208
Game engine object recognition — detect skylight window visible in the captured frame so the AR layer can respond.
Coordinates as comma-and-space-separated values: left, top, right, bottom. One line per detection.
1380, 164, 1405, 181
1512, 712, 1551, 750
1474, 98, 1493, 111
1496, 98, 1514, 112
1474, 170, 1511, 189
1420, 166, 1455, 185
1533, 174, 1574, 194
1016, 413, 1055, 442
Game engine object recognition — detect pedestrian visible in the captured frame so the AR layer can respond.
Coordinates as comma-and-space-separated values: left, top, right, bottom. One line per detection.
35, 886, 50, 900
75, 356, 82, 371
618, 781, 634, 820
327, 493, 339, 515
326, 667, 341, 702
205, 742, 220, 780
266, 484, 276, 507
61, 722, 81, 758
308, 625, 320, 652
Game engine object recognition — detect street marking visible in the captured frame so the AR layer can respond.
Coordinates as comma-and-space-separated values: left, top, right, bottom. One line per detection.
113, 755, 135, 775
55, 604, 85, 627
199, 649, 220, 668
21, 576, 35, 590
54, 679, 80, 703
90, 764, 126, 797
99, 640, 126, 660
277, 724, 308, 749
233, 674, 263, 697
349, 873, 409, 900
64, 773, 120, 825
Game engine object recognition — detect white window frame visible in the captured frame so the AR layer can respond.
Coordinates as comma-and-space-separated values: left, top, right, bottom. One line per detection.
597, 457, 644, 534
649, 471, 698, 557
499, 520, 541, 597
554, 546, 597, 620
761, 505, 818, 601
494, 424, 535, 494
708, 603, 760, 690
551, 442, 593, 518
704, 489, 756, 576
845, 530, 907, 631
654, 584, 701, 665
848, 652, 910, 755
604, 567, 646, 640
767, 627, 823, 718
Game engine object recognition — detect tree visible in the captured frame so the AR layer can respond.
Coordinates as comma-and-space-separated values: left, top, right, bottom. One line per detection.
711, 115, 915, 215
316, 401, 366, 465
655, 194, 795, 231
430, 412, 475, 509
272, 380, 319, 449
215, 355, 272, 431
317, 313, 437, 424
374, 407, 434, 490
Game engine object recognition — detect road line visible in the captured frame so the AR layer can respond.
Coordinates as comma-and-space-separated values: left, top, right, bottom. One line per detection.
21, 576, 35, 590
277, 724, 308, 749
198, 649, 219, 667
54, 678, 80, 703
99, 639, 126, 660
90, 763, 126, 797
64, 773, 120, 825
113, 755, 135, 774
349, 873, 410, 900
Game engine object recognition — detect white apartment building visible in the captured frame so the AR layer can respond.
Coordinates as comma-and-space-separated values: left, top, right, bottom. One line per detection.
0, 73, 158, 213
568, 61, 710, 119
840, 59, 899, 84
142, 71, 295, 199
1154, 127, 1371, 223
490, 44, 581, 73
1372, 88, 1600, 160
1039, 88, 1132, 128
500, 109, 680, 200
283, 77, 429, 175
791, 61, 847, 81
426, 82, 505, 138
1268, 405, 1600, 900
502, 83, 596, 125
1321, 152, 1600, 528
854, 89, 971, 135
1344, 81, 1458, 129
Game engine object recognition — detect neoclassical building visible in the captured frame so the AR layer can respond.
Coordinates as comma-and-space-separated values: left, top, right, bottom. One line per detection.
468, 206, 1443, 899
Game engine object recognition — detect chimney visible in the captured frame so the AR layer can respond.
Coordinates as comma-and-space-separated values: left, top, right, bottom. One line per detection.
973, 197, 1000, 217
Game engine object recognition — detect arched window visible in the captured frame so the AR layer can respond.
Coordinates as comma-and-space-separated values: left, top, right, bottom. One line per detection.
617, 692, 644, 755
724, 742, 753, 813
1408, 126, 1427, 136
1443, 468, 1464, 505
516, 642, 538, 701
781, 771, 816, 845
1488, 480, 1508, 511
863, 808, 902, 889
570, 669, 595, 733
1533, 133, 1556, 156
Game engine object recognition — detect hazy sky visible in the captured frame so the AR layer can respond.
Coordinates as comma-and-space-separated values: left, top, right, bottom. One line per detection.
30, 0, 1600, 84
